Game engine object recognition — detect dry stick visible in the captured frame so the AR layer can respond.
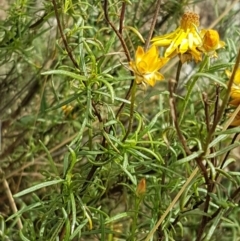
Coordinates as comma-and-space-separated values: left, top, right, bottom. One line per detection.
144, 167, 199, 241
144, 0, 161, 50
2, 177, 23, 230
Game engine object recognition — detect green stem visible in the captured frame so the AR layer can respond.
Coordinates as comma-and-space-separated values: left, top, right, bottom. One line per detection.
122, 81, 137, 142
130, 196, 142, 241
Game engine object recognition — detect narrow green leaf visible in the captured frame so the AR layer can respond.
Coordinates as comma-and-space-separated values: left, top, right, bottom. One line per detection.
105, 212, 130, 224
214, 126, 240, 135
39, 140, 59, 176
206, 142, 240, 158
193, 73, 227, 88
70, 193, 76, 234
14, 179, 64, 197
70, 220, 88, 240
96, 77, 115, 103
19, 230, 31, 241
215, 168, 236, 183
173, 151, 203, 165
203, 209, 224, 241
208, 134, 228, 148
41, 70, 87, 81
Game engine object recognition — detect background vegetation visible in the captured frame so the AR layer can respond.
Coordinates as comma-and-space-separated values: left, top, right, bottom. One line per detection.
1, 0, 240, 240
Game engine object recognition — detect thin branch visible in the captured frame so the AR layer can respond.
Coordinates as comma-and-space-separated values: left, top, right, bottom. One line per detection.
103, 0, 133, 119
52, 0, 79, 69
169, 78, 191, 156
213, 85, 220, 125
203, 92, 210, 133
119, 2, 126, 35
144, 0, 161, 50
2, 176, 23, 230
103, 0, 131, 62
122, 82, 137, 142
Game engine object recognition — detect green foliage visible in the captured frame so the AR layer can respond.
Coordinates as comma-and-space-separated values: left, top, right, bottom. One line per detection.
1, 0, 240, 241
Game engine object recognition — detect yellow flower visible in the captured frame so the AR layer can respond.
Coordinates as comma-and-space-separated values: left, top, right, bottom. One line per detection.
151, 12, 203, 63
199, 29, 225, 57
129, 45, 169, 87
228, 68, 240, 106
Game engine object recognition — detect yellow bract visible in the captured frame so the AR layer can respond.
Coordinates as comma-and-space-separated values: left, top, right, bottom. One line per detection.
129, 45, 169, 87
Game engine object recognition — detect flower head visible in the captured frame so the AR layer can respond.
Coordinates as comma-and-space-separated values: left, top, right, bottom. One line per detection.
151, 12, 225, 63
151, 12, 203, 63
129, 45, 169, 86
228, 68, 240, 106
199, 29, 225, 57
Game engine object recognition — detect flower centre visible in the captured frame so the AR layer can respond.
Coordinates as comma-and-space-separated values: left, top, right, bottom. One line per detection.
180, 12, 200, 31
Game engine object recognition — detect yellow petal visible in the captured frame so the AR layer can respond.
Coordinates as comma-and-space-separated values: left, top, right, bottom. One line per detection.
152, 39, 173, 47
135, 46, 145, 63
154, 72, 165, 81
151, 28, 180, 41
138, 60, 148, 73
179, 39, 189, 54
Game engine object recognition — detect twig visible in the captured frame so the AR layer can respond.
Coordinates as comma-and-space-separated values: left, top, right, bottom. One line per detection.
213, 85, 220, 125
103, 0, 133, 119
119, 2, 126, 35
103, 0, 131, 62
144, 0, 161, 50
169, 78, 191, 155
52, 0, 79, 69
203, 92, 210, 132
122, 82, 137, 142
2, 176, 23, 230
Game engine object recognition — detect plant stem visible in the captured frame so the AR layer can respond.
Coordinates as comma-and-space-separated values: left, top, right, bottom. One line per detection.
144, 0, 161, 50
122, 81, 137, 142
169, 61, 191, 155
